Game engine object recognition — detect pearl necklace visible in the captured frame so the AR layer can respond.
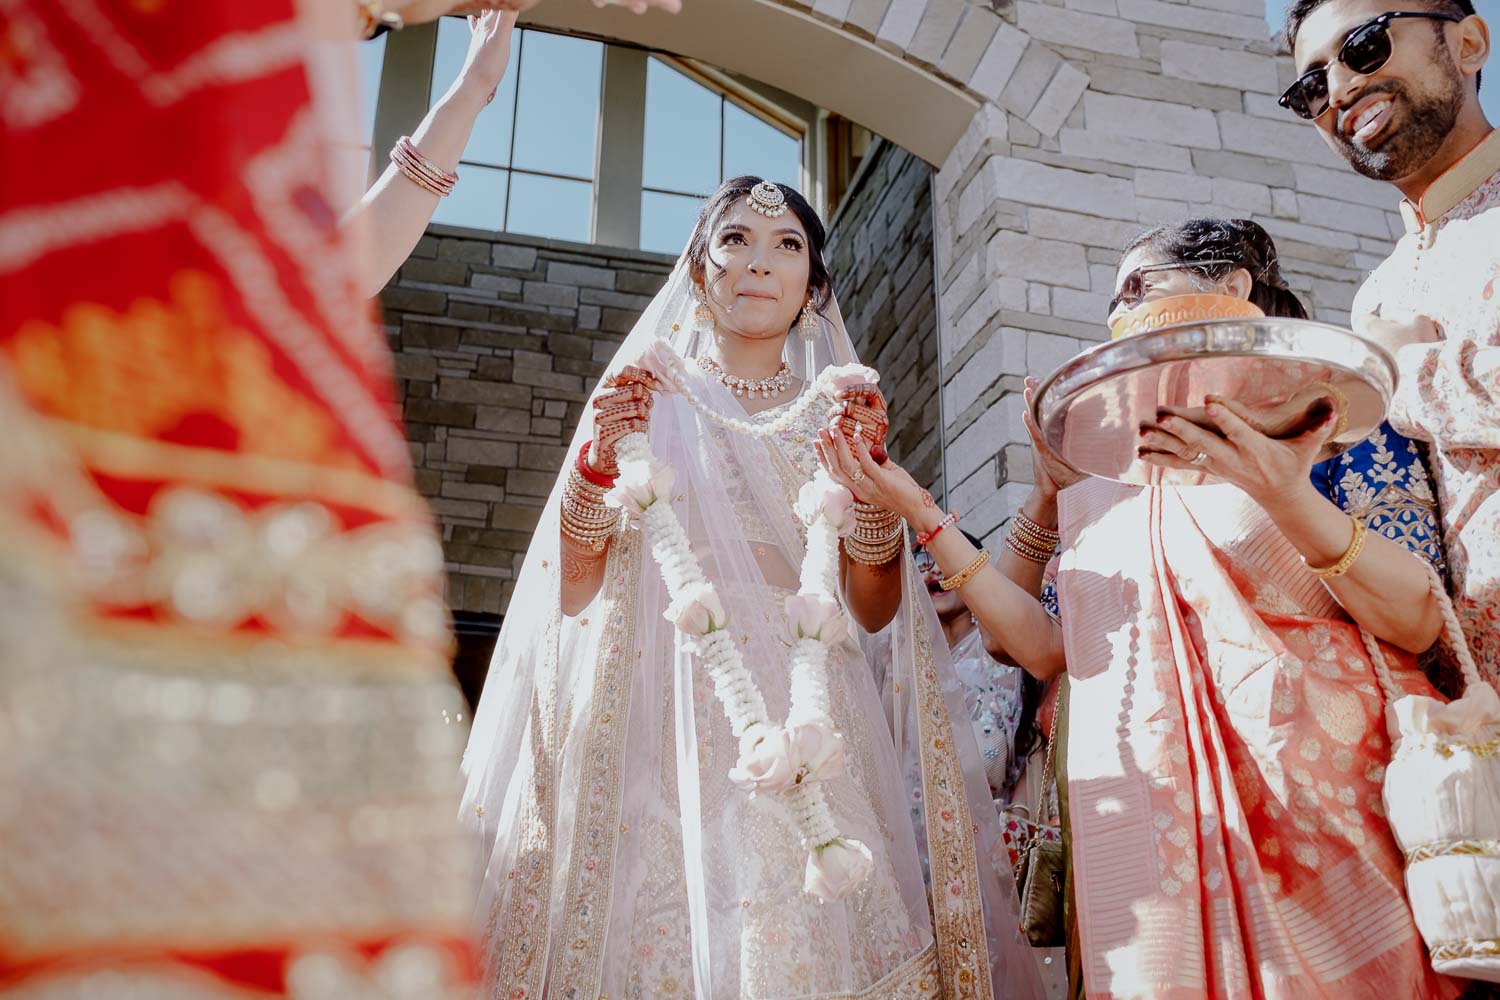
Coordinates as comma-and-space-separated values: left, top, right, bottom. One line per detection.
696, 357, 793, 399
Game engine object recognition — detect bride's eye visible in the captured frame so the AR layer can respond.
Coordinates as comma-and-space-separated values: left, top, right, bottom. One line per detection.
780, 238, 804, 252
719, 232, 747, 246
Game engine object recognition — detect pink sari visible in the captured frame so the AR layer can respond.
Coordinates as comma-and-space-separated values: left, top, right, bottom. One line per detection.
1056, 478, 1458, 1000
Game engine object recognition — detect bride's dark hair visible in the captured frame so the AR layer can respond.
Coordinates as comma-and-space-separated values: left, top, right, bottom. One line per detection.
685, 176, 834, 319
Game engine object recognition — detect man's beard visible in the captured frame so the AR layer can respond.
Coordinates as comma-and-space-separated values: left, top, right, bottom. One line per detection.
1332, 63, 1465, 181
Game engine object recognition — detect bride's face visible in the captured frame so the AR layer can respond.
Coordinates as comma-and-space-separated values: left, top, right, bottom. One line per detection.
698, 202, 812, 343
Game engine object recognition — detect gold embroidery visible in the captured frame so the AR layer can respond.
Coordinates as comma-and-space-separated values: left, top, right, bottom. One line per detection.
1430, 938, 1500, 963
8, 271, 360, 470
908, 575, 993, 1000
487, 609, 563, 997
1406, 838, 1500, 864
553, 530, 643, 994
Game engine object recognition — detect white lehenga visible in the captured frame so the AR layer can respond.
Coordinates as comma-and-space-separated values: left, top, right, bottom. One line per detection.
461, 254, 1045, 1000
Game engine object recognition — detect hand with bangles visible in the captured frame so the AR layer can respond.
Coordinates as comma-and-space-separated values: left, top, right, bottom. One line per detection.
587, 364, 663, 477
1137, 393, 1341, 511
814, 423, 929, 522
823, 381, 891, 479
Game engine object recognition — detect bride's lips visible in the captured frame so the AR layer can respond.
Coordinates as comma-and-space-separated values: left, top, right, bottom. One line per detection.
737, 290, 777, 301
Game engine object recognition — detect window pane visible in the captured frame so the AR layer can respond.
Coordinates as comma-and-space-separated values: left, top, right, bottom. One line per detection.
357, 33, 386, 147
640, 191, 704, 255
511, 33, 601, 179
507, 174, 592, 243
642, 58, 719, 195
723, 102, 801, 187
432, 164, 508, 231
431, 17, 517, 167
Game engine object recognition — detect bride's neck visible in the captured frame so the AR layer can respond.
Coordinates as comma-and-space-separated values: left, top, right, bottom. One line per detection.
710, 330, 789, 379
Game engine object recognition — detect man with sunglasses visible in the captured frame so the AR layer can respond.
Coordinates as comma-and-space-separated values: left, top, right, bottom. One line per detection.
1285, 0, 1500, 684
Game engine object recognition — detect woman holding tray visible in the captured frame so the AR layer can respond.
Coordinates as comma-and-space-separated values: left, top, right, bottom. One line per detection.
818, 218, 1462, 998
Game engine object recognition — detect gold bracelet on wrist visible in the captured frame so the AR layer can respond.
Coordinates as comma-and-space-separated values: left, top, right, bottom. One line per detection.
1012, 511, 1060, 549
846, 527, 905, 565
1005, 533, 1052, 566
1305, 515, 1367, 579
940, 548, 991, 591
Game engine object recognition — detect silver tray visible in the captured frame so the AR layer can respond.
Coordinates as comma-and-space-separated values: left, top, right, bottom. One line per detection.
1031, 318, 1396, 486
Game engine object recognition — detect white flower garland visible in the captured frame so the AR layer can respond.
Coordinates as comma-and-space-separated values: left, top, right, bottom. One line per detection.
603, 354, 881, 901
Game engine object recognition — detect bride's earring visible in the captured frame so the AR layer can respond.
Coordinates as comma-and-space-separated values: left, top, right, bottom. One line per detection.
798, 300, 821, 341
693, 287, 715, 333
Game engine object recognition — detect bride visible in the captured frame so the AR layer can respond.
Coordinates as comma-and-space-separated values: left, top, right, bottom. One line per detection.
461, 176, 1044, 999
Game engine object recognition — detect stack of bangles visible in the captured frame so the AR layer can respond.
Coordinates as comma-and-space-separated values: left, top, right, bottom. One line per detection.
390, 136, 457, 197
562, 441, 620, 552
1005, 510, 1060, 565
846, 501, 904, 565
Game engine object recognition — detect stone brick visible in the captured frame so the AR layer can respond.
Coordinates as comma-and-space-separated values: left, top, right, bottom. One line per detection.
506, 469, 556, 498
1116, 0, 1268, 38
470, 273, 523, 295
546, 261, 616, 289
1017, 2, 1141, 57
381, 286, 447, 315
393, 353, 438, 381
1218, 111, 1342, 167
519, 443, 568, 471
429, 498, 489, 522
1058, 128, 1193, 171
908, 0, 966, 67
942, 328, 1023, 418
1026, 63, 1090, 138
1027, 283, 1051, 314
1160, 39, 1280, 93
1084, 91, 1221, 148
490, 243, 538, 270
1086, 65, 1243, 114
938, 6, 1000, 83
522, 282, 580, 309
989, 231, 1092, 289
1000, 43, 1063, 119
1189, 149, 1297, 188
875, 0, 925, 52
1293, 192, 1396, 240
987, 157, 1138, 221
968, 23, 1030, 103
1029, 208, 1144, 250
845, 0, 891, 37
404, 398, 475, 428
437, 237, 491, 264
475, 406, 531, 434
1290, 162, 1395, 210
1210, 177, 1273, 214
445, 437, 519, 467
1050, 288, 1110, 325
1136, 169, 1213, 203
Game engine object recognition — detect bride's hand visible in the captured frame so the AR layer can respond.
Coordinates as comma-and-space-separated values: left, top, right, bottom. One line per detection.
815, 426, 930, 520
454, 9, 520, 99
590, 365, 660, 475
826, 383, 890, 465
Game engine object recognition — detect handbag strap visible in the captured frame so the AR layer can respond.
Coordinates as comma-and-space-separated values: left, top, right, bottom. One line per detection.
1032, 681, 1062, 827
1363, 560, 1485, 704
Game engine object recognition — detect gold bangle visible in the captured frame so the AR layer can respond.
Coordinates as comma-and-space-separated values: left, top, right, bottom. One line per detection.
1005, 533, 1052, 566
940, 548, 991, 591
1305, 516, 1367, 579
846, 532, 904, 565
1009, 525, 1057, 557
1013, 510, 1060, 545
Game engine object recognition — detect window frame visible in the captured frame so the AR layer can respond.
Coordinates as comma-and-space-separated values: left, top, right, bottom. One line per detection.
371, 21, 812, 250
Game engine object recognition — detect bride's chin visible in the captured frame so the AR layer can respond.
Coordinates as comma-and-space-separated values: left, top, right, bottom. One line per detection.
717, 324, 796, 343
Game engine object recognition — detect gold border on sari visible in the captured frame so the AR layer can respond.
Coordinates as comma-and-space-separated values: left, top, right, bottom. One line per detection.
908, 575, 995, 1000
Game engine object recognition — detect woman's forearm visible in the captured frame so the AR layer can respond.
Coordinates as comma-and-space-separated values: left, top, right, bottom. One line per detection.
842, 552, 903, 633
560, 535, 609, 617
1261, 483, 1442, 652
912, 508, 1067, 679
347, 76, 491, 297
993, 489, 1057, 597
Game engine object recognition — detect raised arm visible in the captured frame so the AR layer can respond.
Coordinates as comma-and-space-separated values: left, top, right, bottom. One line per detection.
346, 11, 518, 298
817, 428, 1068, 679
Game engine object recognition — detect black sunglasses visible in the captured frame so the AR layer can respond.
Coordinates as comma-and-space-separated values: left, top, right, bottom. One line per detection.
1108, 259, 1236, 317
1280, 10, 1464, 120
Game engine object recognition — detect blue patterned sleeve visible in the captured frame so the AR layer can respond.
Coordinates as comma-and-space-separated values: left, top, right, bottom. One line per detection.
1040, 578, 1060, 622
1307, 421, 1445, 571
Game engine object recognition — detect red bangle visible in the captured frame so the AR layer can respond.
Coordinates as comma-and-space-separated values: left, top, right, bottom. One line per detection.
915, 511, 958, 547
577, 440, 616, 488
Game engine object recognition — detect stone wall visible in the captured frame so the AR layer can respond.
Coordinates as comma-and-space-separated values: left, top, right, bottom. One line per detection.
381, 227, 674, 617
929, 0, 1401, 546
825, 139, 943, 495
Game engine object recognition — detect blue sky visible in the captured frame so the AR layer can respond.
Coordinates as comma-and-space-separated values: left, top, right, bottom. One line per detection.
1264, 0, 1500, 121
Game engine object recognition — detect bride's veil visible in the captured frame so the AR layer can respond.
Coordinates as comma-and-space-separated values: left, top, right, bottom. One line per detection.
459, 199, 1044, 998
